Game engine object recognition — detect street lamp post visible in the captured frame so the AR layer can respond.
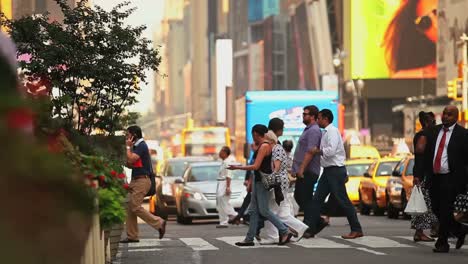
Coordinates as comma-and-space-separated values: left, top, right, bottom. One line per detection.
346, 79, 365, 132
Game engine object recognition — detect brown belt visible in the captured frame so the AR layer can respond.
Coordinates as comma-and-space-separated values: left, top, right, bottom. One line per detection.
132, 175, 149, 180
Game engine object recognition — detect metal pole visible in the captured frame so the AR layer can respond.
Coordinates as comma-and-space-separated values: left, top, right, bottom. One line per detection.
352, 81, 360, 131
462, 34, 468, 124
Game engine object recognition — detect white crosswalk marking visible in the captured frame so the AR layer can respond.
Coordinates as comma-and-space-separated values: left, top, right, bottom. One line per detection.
334, 236, 414, 248
123, 238, 171, 248
295, 237, 351, 248
395, 236, 467, 250
216, 236, 289, 249
180, 238, 219, 251
355, 247, 387, 255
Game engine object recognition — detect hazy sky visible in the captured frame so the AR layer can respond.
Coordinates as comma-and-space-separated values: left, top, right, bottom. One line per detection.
92, 0, 165, 114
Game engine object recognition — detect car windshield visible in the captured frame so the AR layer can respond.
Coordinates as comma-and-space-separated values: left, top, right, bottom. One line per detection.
346, 163, 371, 176
376, 162, 399, 176
166, 161, 187, 177
187, 165, 245, 182
406, 159, 414, 176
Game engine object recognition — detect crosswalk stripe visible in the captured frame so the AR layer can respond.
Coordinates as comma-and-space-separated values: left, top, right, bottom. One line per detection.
333, 236, 414, 248
180, 238, 219, 251
395, 236, 467, 250
123, 238, 171, 248
216, 236, 289, 249
355, 247, 387, 255
295, 237, 351, 248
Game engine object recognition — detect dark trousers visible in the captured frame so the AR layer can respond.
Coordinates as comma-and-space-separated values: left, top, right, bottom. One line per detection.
430, 174, 463, 245
294, 171, 319, 226
308, 166, 362, 233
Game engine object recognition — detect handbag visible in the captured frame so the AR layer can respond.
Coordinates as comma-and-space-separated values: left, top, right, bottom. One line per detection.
259, 171, 277, 190
404, 186, 428, 215
145, 156, 156, 197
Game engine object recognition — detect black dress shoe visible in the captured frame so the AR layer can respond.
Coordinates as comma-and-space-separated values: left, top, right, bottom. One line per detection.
456, 233, 466, 249
235, 241, 255, 247
433, 244, 449, 253
120, 238, 140, 243
314, 219, 329, 236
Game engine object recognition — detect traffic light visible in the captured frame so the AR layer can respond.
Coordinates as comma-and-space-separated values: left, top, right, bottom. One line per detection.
447, 78, 462, 101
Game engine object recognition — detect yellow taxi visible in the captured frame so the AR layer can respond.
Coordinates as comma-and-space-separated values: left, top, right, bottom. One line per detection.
345, 145, 380, 206
346, 159, 375, 205
358, 157, 401, 216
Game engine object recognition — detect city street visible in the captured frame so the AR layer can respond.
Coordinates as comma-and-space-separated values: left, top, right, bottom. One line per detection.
115, 206, 467, 264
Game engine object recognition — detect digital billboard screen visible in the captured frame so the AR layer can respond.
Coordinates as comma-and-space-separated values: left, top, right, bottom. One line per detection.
351, 0, 437, 79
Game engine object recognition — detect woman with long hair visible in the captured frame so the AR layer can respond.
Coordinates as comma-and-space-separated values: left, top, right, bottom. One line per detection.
412, 111, 439, 242
383, 0, 437, 78
228, 125, 293, 246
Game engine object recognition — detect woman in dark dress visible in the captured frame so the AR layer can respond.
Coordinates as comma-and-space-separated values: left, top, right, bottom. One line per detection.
412, 111, 438, 242
228, 124, 293, 246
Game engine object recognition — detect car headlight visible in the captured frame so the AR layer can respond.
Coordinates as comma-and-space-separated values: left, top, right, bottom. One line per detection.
162, 183, 173, 196
184, 191, 204, 200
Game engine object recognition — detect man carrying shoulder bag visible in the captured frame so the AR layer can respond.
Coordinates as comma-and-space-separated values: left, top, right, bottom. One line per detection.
120, 125, 166, 243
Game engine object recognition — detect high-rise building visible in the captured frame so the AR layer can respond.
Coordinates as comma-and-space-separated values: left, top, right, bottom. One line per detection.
12, 0, 77, 21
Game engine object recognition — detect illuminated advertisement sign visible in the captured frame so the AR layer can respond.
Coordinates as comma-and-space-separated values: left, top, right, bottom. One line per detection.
351, 0, 437, 79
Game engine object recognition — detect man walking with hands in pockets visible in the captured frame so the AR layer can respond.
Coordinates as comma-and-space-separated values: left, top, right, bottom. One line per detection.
307, 109, 363, 239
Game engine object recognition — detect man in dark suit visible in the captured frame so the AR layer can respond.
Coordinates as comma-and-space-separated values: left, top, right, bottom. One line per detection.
423, 105, 468, 253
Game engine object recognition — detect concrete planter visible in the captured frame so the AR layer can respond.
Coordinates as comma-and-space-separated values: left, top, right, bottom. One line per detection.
104, 223, 124, 261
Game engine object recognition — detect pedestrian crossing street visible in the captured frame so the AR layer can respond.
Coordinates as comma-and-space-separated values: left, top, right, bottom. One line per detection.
117, 235, 467, 256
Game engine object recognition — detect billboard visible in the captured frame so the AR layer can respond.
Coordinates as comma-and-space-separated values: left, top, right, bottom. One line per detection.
436, 0, 468, 96
248, 0, 280, 22
351, 0, 437, 79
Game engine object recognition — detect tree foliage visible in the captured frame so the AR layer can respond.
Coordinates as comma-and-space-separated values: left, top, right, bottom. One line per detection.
0, 0, 160, 135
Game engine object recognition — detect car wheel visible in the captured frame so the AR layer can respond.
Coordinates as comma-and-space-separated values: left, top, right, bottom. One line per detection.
359, 191, 371, 215
153, 198, 169, 220
372, 192, 385, 216
176, 213, 192, 225
401, 190, 411, 220
386, 192, 399, 219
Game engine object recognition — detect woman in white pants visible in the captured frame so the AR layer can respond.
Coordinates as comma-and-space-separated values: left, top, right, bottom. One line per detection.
260, 131, 309, 244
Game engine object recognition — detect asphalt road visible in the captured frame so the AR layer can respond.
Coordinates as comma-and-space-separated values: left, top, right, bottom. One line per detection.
115, 207, 467, 264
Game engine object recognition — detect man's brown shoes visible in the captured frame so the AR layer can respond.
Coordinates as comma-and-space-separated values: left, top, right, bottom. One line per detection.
341, 232, 364, 239
158, 220, 167, 239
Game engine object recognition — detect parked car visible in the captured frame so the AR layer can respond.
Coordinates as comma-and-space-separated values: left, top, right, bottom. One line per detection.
358, 157, 401, 215
174, 161, 246, 224
344, 145, 380, 206
149, 156, 213, 218
386, 156, 414, 219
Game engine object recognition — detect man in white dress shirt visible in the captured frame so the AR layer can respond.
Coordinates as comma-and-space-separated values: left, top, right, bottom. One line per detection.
308, 109, 364, 239
216, 146, 238, 228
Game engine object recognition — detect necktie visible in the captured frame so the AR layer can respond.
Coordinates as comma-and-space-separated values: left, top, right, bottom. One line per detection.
433, 127, 449, 174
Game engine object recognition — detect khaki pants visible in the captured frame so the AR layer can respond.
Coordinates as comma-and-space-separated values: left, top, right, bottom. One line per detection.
126, 177, 164, 240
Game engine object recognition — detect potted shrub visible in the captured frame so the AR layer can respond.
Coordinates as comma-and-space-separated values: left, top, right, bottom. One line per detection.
81, 155, 128, 261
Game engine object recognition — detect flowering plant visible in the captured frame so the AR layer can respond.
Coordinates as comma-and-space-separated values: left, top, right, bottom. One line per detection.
80, 155, 128, 230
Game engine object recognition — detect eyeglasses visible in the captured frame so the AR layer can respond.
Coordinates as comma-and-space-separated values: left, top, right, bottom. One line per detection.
302, 112, 310, 116
415, 9, 437, 32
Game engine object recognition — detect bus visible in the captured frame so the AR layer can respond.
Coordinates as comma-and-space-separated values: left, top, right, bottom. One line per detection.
180, 126, 231, 157
235, 90, 342, 163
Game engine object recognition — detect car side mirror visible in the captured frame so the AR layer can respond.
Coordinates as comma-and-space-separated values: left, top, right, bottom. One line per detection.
392, 170, 401, 177
174, 179, 184, 184
363, 172, 371, 178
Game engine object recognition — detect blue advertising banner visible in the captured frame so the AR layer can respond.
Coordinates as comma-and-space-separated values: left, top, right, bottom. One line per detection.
248, 0, 279, 22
